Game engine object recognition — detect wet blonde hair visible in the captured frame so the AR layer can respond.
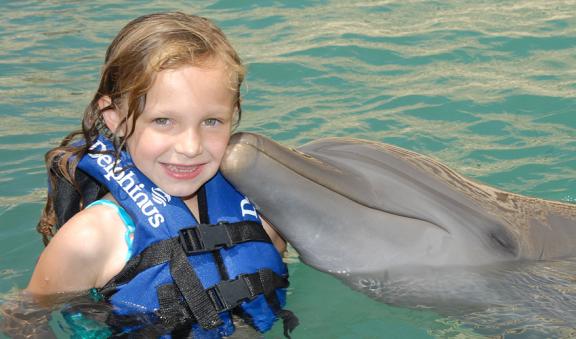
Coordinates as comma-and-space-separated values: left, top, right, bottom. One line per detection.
37, 12, 245, 243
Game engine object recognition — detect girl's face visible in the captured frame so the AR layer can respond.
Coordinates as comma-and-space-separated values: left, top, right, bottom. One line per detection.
109, 63, 237, 198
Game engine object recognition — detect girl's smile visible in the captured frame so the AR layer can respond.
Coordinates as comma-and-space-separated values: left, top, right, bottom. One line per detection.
161, 163, 205, 180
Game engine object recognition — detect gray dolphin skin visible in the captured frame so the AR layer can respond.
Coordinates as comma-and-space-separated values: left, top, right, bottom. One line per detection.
220, 132, 576, 313
221, 132, 576, 270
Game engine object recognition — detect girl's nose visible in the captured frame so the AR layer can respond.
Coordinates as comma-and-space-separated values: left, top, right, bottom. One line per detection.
174, 128, 203, 157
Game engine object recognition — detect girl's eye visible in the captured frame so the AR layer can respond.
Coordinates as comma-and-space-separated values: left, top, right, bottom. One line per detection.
153, 118, 170, 126
203, 118, 221, 127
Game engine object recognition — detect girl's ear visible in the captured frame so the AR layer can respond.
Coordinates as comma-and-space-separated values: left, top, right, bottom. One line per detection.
98, 96, 124, 136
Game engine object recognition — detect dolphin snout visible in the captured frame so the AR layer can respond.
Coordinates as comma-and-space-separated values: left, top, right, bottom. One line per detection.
221, 132, 261, 177
228, 131, 261, 147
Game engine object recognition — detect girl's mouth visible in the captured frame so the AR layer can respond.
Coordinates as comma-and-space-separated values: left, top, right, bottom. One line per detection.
162, 163, 204, 179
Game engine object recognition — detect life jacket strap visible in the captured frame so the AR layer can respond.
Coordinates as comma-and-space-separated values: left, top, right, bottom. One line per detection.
178, 221, 272, 254
155, 269, 289, 331
99, 238, 176, 295
51, 160, 107, 230
207, 269, 289, 313
169, 242, 223, 329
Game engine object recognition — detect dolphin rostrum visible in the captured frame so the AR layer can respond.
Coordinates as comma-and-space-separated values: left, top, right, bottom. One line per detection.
221, 132, 576, 305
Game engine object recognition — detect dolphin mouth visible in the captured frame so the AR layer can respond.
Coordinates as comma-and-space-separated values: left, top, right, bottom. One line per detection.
223, 132, 450, 234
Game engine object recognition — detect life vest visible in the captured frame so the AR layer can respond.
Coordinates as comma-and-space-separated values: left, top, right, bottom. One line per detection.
56, 135, 298, 337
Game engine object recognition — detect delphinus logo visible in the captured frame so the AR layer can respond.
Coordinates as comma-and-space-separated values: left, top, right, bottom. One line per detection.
87, 140, 166, 228
151, 187, 171, 207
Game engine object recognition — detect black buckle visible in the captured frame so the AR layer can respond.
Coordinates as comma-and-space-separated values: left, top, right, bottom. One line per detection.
179, 222, 232, 254
208, 276, 255, 312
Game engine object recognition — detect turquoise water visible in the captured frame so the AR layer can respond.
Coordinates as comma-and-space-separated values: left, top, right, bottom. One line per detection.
0, 0, 575, 337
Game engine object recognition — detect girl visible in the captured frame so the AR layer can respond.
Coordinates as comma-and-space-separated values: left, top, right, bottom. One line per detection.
26, 12, 295, 338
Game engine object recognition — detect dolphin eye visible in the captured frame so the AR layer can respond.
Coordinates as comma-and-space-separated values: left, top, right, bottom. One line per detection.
488, 230, 517, 256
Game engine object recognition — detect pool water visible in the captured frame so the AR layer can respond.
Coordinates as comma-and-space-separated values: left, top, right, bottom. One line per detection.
1, 1, 575, 338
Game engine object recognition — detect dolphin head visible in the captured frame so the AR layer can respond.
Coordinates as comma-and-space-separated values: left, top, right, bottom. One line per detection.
221, 132, 524, 276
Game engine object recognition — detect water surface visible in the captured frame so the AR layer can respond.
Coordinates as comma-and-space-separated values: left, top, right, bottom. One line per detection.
0, 1, 575, 337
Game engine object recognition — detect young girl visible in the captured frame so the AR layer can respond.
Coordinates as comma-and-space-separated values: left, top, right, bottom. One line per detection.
26, 12, 296, 338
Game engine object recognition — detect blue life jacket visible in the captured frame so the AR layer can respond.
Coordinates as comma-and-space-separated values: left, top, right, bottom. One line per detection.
71, 135, 297, 337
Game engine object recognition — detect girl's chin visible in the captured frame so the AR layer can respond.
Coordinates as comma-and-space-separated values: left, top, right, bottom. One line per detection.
162, 186, 201, 198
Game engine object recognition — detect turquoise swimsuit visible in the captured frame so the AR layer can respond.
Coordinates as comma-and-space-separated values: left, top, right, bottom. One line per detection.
86, 199, 136, 260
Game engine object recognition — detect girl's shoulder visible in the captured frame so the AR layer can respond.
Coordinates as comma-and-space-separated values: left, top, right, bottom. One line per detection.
45, 199, 129, 271
27, 198, 130, 294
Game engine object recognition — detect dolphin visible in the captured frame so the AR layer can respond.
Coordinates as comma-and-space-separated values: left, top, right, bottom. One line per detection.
220, 132, 576, 310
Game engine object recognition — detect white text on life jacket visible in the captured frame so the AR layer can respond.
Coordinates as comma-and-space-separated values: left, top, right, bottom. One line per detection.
88, 140, 166, 228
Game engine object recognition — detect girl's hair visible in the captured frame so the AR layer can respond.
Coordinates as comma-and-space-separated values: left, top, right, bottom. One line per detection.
37, 12, 246, 244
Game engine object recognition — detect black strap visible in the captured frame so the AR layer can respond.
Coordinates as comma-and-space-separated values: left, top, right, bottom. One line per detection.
206, 269, 289, 313
99, 238, 176, 296
197, 185, 210, 225
155, 269, 289, 330
156, 284, 191, 329
248, 269, 299, 338
178, 221, 272, 254
169, 244, 223, 329
52, 166, 107, 230
197, 185, 230, 285
278, 309, 299, 339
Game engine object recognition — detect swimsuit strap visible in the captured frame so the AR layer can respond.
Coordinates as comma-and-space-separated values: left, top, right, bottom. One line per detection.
86, 199, 136, 260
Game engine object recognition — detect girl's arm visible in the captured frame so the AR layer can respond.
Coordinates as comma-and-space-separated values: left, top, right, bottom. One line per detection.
27, 205, 128, 296
260, 216, 287, 254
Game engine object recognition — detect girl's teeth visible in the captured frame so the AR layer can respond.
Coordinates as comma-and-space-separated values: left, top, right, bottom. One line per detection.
167, 165, 197, 173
